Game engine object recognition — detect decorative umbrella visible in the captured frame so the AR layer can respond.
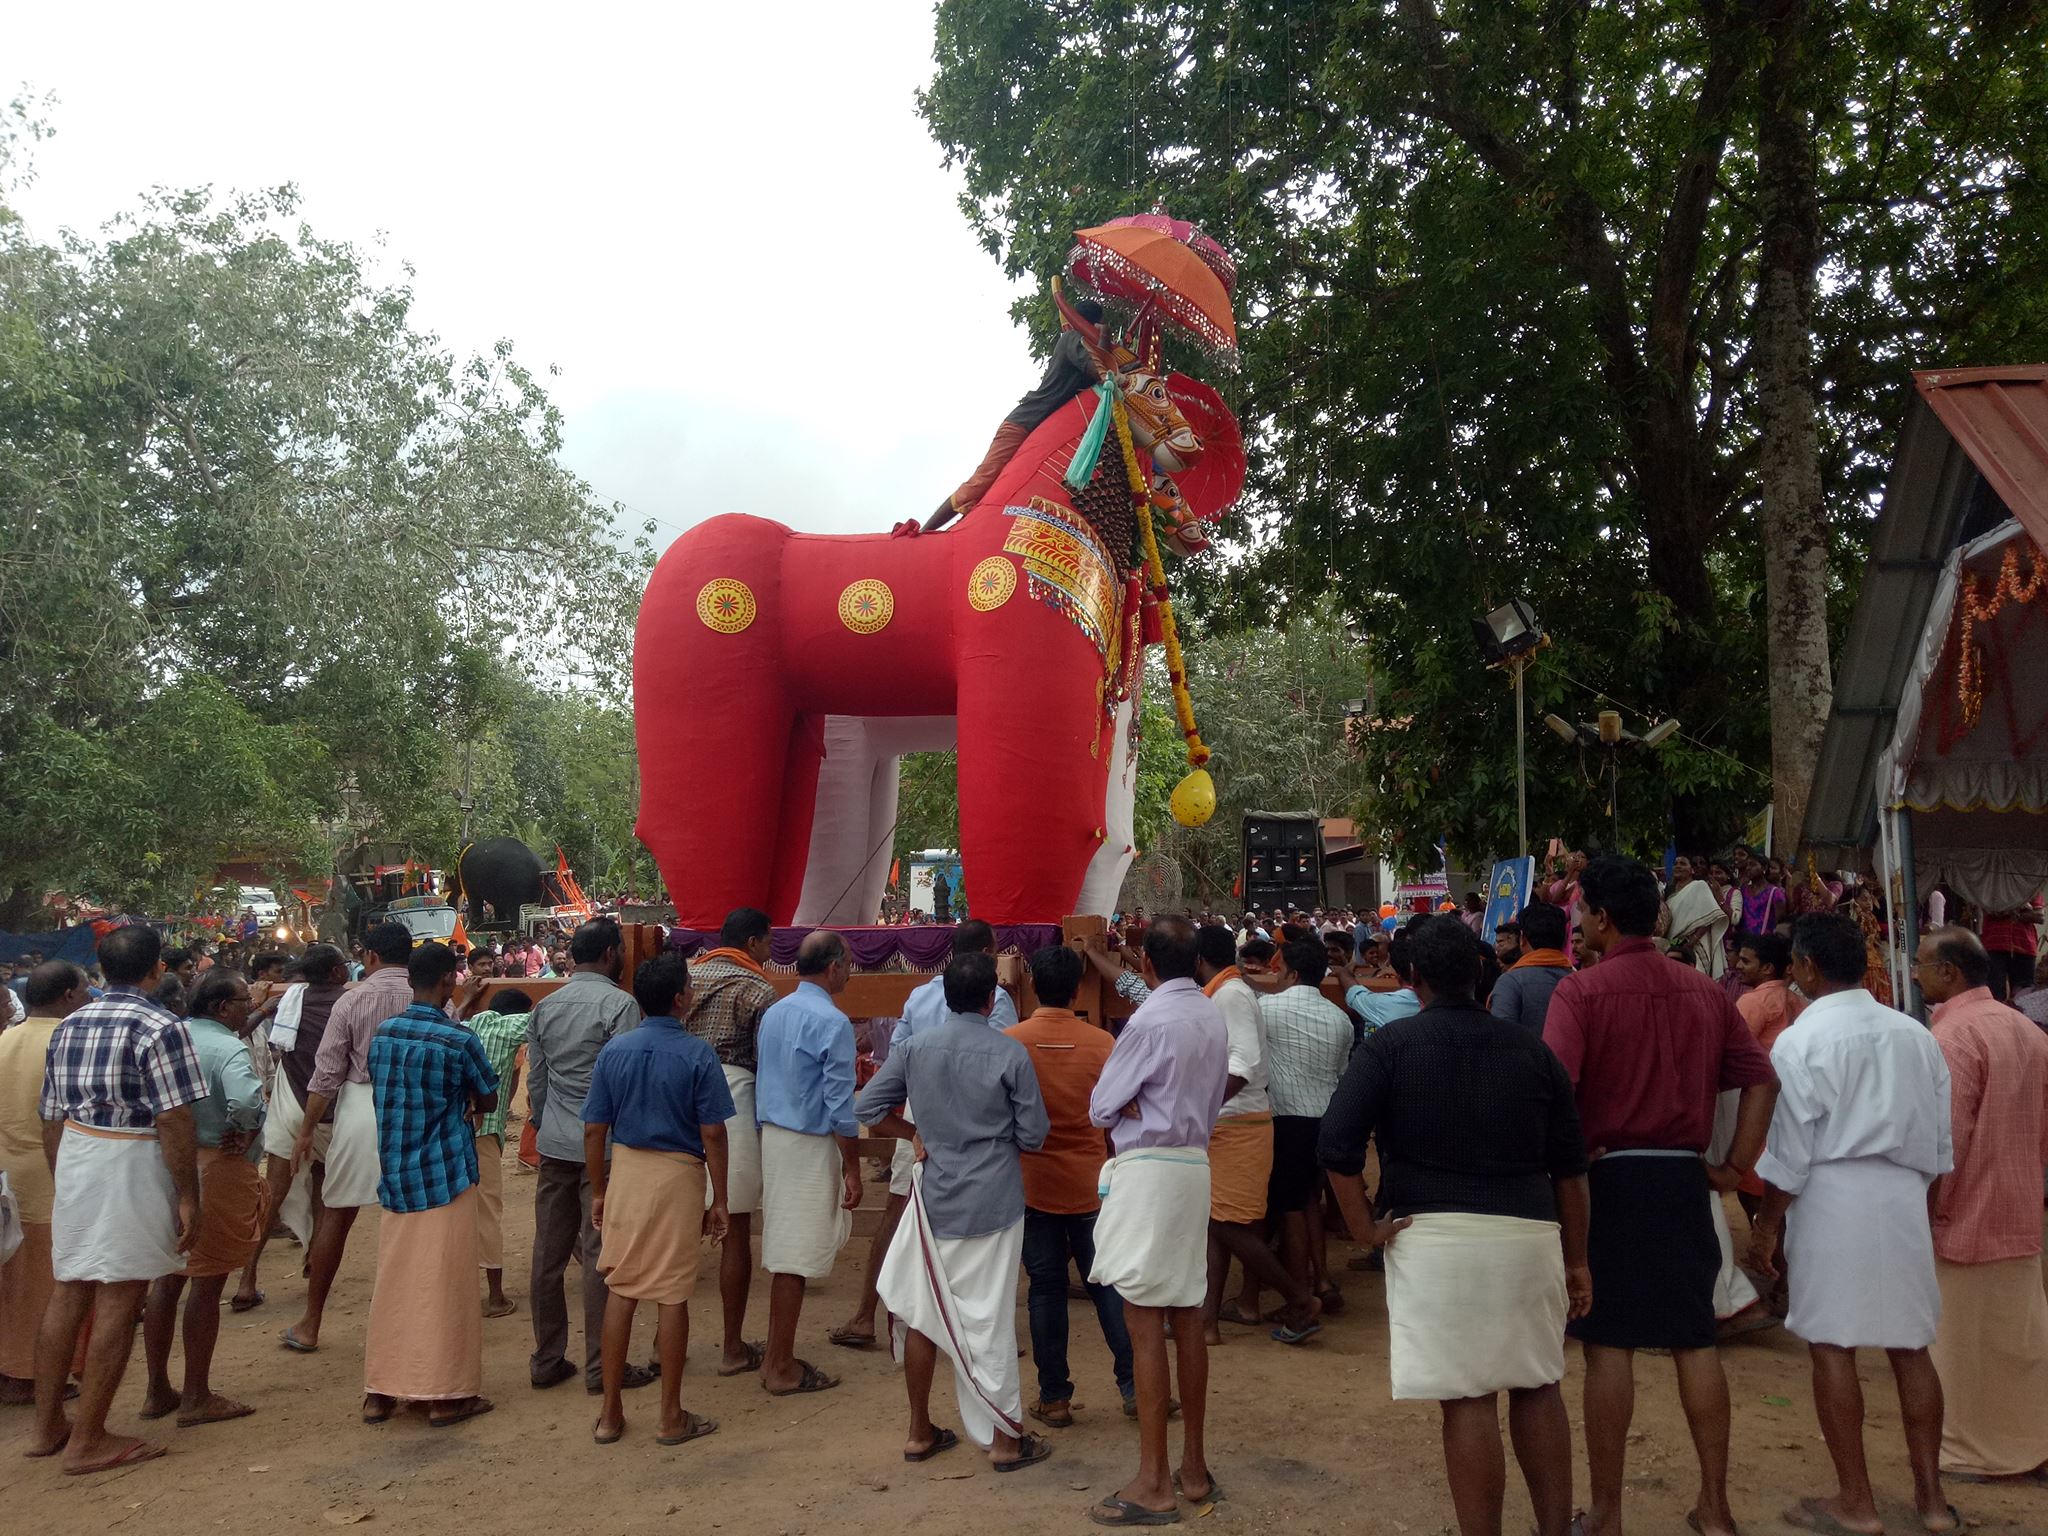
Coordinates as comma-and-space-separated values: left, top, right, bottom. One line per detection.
1164, 373, 1245, 524
1067, 218, 1238, 363
1098, 213, 1237, 295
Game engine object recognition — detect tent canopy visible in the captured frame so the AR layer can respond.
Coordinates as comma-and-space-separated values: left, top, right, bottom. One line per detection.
1805, 366, 2048, 865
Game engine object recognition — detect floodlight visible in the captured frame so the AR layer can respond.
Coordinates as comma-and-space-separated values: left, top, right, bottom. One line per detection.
1471, 598, 1546, 667
1544, 714, 1579, 744
1640, 718, 1681, 748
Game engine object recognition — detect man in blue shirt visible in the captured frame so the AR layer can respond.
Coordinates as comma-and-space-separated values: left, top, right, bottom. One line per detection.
1334, 929, 1424, 1042
832, 920, 1017, 1351
754, 931, 861, 1396
584, 955, 735, 1450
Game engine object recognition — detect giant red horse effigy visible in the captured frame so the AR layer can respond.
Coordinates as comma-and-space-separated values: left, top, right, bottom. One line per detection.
633, 216, 1245, 927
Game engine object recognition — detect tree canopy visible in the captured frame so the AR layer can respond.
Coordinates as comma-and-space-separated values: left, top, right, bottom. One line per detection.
0, 107, 651, 922
920, 0, 2048, 871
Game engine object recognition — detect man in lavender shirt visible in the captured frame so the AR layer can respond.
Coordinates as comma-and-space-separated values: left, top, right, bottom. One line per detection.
1085, 916, 1230, 1526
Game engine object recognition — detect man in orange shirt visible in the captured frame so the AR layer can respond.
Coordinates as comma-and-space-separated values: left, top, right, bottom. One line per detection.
1734, 932, 1804, 1055
1004, 944, 1134, 1427
1918, 927, 2048, 1483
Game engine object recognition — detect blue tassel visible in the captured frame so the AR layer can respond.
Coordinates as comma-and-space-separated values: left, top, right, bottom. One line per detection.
1064, 379, 1117, 492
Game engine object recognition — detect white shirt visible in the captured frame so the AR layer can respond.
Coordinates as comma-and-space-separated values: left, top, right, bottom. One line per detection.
1755, 988, 1955, 1196
1259, 984, 1352, 1118
1211, 973, 1270, 1118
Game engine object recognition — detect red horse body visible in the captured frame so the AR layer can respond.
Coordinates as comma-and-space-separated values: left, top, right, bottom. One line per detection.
634, 378, 1201, 929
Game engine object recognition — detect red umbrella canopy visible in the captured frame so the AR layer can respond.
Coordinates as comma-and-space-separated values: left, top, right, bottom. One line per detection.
1164, 373, 1245, 524
1100, 213, 1238, 295
1067, 218, 1238, 363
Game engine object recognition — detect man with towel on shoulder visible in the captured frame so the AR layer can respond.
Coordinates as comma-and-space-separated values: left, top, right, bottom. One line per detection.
584, 953, 733, 1449
754, 930, 863, 1396
29, 925, 204, 1474
1085, 916, 1230, 1527
1543, 856, 1778, 1536
1195, 924, 1318, 1347
860, 949, 1052, 1470
681, 907, 778, 1376
360, 942, 498, 1428
139, 968, 269, 1428
1320, 914, 1591, 1536
288, 922, 416, 1353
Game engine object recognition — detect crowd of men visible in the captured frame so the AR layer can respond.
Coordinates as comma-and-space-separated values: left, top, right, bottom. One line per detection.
2, 859, 2046, 1536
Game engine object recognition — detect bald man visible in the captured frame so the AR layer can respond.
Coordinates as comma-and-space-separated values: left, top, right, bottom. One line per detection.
752, 932, 862, 1396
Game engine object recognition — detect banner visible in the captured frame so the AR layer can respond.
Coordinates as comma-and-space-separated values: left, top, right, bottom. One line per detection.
1481, 857, 1536, 943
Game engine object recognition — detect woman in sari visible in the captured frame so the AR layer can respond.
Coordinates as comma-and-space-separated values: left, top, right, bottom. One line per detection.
1663, 856, 1730, 979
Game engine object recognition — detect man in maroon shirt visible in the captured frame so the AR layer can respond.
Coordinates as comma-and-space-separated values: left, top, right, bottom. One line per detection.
1542, 857, 1777, 1536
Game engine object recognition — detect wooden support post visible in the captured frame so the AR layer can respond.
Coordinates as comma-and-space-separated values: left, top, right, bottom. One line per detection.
1062, 913, 1108, 1028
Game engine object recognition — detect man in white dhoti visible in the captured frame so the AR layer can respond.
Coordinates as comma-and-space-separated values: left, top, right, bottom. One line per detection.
754, 931, 863, 1396
1751, 914, 1959, 1536
30, 924, 205, 1474
858, 951, 1051, 1469
1084, 917, 1231, 1527
286, 921, 415, 1352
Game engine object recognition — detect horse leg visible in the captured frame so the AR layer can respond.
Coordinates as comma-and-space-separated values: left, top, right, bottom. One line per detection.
956, 638, 1113, 923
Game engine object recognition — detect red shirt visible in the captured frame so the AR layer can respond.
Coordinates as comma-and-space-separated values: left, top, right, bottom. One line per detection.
1543, 937, 1776, 1153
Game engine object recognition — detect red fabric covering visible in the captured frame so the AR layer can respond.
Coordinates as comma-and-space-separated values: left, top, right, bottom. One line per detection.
635, 399, 1125, 928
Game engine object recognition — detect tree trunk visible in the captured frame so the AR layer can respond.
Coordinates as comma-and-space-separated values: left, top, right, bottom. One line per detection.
1754, 0, 1832, 855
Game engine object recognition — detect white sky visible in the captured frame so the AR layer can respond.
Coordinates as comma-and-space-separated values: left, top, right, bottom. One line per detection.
8, 1, 1036, 543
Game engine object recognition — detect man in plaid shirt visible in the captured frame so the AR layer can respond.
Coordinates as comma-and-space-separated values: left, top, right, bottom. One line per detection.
361, 942, 498, 1428
30, 924, 205, 1474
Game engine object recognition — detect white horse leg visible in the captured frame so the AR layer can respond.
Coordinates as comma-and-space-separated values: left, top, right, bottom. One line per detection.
1075, 694, 1140, 919
794, 716, 957, 926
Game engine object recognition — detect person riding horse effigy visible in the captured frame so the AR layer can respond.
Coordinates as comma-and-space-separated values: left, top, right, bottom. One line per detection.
924, 297, 1106, 533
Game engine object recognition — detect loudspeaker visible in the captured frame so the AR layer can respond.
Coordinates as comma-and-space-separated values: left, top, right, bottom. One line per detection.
1241, 813, 1323, 912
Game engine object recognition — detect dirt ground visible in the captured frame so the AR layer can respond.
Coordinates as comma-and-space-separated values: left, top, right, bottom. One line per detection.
5, 1141, 2045, 1536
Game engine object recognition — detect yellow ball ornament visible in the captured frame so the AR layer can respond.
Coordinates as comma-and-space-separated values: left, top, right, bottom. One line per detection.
1170, 768, 1217, 828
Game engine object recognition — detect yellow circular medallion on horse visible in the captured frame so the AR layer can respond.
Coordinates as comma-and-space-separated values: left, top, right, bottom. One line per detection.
695, 578, 757, 634
837, 578, 895, 635
967, 556, 1016, 613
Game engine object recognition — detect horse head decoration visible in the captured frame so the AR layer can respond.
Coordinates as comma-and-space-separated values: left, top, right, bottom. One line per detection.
633, 261, 1241, 928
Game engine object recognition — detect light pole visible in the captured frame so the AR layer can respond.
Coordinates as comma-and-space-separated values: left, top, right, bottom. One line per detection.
1544, 710, 1681, 849
1472, 599, 1548, 860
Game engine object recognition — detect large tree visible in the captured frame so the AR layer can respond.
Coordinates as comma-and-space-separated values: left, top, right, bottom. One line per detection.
0, 111, 651, 920
921, 0, 2048, 865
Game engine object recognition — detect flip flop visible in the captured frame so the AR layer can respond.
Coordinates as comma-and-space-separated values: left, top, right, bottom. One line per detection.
482, 1298, 518, 1319
65, 1440, 167, 1475
1782, 1497, 1877, 1536
177, 1398, 255, 1428
905, 1426, 960, 1463
827, 1326, 877, 1350
229, 1290, 265, 1313
994, 1432, 1053, 1472
361, 1396, 396, 1425
716, 1340, 766, 1377
280, 1327, 317, 1354
1685, 1512, 1745, 1536
1315, 1284, 1346, 1315
428, 1396, 494, 1429
1173, 1474, 1225, 1505
1270, 1318, 1323, 1346
656, 1411, 718, 1447
765, 1360, 838, 1396
137, 1400, 180, 1422
1088, 1497, 1182, 1526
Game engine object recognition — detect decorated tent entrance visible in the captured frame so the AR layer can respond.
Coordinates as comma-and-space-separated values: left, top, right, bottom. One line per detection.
1805, 365, 2048, 1004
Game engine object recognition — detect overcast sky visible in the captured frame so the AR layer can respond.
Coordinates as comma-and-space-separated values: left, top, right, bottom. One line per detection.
9, 2, 1037, 544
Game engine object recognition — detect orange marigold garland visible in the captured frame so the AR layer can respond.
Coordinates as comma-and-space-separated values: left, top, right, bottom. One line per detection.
1956, 543, 2047, 730
1110, 394, 1206, 761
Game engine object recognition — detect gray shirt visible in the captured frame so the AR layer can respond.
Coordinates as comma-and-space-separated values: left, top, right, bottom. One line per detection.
856, 1009, 1049, 1239
527, 969, 641, 1163
1490, 964, 1571, 1035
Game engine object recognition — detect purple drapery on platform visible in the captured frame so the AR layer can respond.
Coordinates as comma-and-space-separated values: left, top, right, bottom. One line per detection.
665, 924, 1062, 970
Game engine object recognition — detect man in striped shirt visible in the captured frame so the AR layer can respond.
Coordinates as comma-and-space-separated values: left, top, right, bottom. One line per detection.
30, 923, 205, 1473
